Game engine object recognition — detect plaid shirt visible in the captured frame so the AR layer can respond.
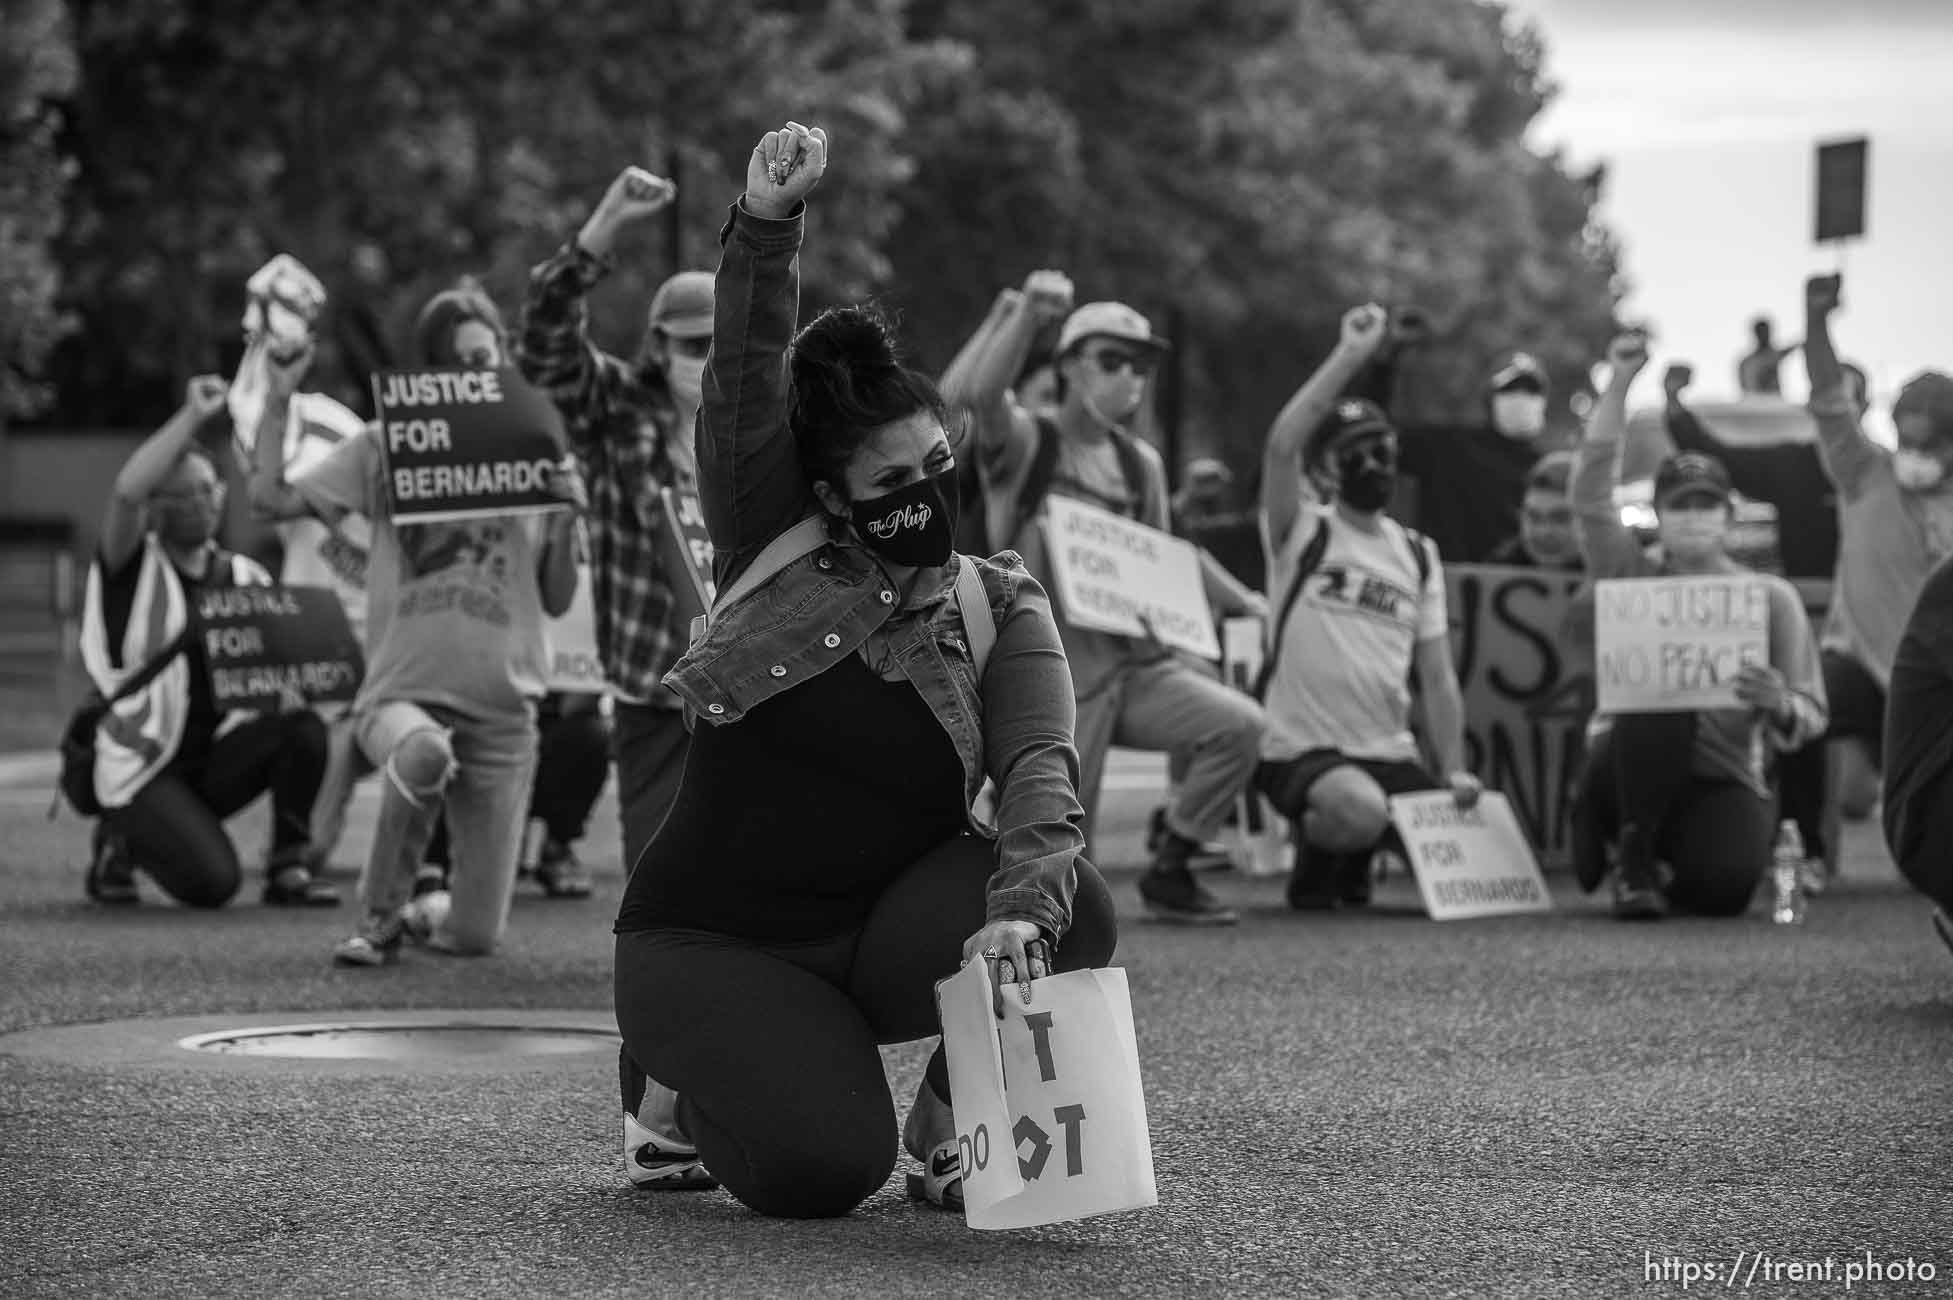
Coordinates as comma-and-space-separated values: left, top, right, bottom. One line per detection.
517, 241, 688, 705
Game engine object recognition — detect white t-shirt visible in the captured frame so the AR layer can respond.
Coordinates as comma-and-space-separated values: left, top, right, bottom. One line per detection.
1261, 504, 1445, 764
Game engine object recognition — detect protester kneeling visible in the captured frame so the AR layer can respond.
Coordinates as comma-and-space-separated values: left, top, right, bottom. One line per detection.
1569, 336, 1828, 920
249, 287, 584, 963
1879, 520, 1953, 960
80, 378, 334, 908
1251, 306, 1483, 911
612, 123, 1117, 1219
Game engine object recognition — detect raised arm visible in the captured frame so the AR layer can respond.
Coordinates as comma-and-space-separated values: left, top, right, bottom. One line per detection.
942, 272, 1070, 485
515, 167, 676, 455
1572, 334, 1653, 579
700, 122, 829, 578
1801, 273, 1878, 497
1260, 303, 1388, 550
99, 375, 231, 570
247, 346, 327, 524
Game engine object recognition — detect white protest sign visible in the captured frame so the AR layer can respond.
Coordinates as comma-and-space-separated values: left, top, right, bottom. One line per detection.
937, 959, 1158, 1230
1389, 790, 1554, 920
1594, 575, 1769, 714
1043, 496, 1220, 660
543, 564, 605, 693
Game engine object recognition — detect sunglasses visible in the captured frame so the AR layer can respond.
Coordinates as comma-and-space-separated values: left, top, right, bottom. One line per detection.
667, 335, 712, 360
1332, 434, 1397, 470
1082, 348, 1157, 378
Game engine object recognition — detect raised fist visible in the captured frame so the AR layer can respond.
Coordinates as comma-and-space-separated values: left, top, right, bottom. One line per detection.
1662, 363, 1694, 401
263, 340, 315, 403
1806, 272, 1843, 317
745, 121, 829, 220
184, 374, 229, 421
579, 167, 676, 259
1606, 331, 1650, 380
1339, 303, 1389, 358
1021, 270, 1075, 325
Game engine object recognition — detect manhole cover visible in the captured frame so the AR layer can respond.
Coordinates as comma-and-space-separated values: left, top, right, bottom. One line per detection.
179, 1022, 618, 1060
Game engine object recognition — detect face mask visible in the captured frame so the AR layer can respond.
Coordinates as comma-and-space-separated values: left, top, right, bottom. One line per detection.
667, 354, 706, 408
1893, 449, 1947, 492
1657, 510, 1727, 557
1492, 392, 1547, 440
849, 466, 960, 568
1332, 444, 1396, 513
1082, 370, 1145, 426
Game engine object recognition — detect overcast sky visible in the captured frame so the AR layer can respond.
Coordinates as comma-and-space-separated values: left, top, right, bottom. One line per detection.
1503, 0, 1953, 413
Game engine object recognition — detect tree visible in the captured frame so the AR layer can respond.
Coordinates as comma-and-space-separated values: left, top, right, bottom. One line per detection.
0, 0, 78, 423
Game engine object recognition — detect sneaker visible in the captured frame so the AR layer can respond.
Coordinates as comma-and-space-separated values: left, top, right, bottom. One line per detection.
1146, 807, 1231, 871
332, 911, 404, 967
1611, 824, 1668, 921
264, 864, 341, 908
1611, 874, 1668, 920
399, 890, 451, 947
623, 1112, 717, 1190
85, 825, 140, 906
904, 1137, 965, 1211
1139, 862, 1239, 925
535, 841, 594, 899
1337, 851, 1376, 908
1285, 844, 1339, 911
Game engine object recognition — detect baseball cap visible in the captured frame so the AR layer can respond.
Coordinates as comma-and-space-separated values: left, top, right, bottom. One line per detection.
1490, 352, 1547, 394
1893, 370, 1953, 441
1185, 456, 1233, 486
1305, 399, 1395, 467
647, 270, 715, 339
1653, 452, 1732, 508
1525, 450, 1577, 496
1056, 301, 1169, 357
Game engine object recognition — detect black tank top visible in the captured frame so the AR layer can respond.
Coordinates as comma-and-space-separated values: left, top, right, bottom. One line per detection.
615, 649, 970, 941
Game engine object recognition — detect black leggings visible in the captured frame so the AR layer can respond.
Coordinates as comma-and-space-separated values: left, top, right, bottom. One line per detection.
105, 710, 328, 907
1572, 713, 1774, 916
613, 836, 1117, 1220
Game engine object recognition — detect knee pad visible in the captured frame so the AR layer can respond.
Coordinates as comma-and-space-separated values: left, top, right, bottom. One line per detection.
386, 728, 455, 802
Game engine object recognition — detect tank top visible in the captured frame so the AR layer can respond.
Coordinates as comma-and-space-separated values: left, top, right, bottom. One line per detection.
615, 649, 970, 941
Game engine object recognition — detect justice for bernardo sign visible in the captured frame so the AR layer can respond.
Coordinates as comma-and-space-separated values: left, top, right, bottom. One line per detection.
658, 488, 717, 628
938, 960, 1158, 1230
1594, 575, 1768, 714
195, 585, 363, 713
1043, 495, 1219, 660
373, 367, 568, 524
1389, 790, 1553, 921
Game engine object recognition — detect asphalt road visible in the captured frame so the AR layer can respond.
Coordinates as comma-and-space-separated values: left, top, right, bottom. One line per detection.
1, 751, 1948, 1299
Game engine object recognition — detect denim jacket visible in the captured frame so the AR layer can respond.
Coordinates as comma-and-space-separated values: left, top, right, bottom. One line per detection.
659, 200, 1087, 941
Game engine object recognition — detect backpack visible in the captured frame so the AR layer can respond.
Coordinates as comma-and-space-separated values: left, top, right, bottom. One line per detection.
695, 516, 996, 680
1252, 513, 1432, 701
1006, 415, 1150, 550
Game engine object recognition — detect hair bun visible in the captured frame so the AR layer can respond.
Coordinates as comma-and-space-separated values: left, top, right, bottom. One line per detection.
793, 305, 902, 374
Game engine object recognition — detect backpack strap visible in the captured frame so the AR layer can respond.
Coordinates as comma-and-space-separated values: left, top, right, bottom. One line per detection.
1252, 515, 1331, 700
697, 515, 829, 634
953, 556, 997, 683
1012, 416, 1151, 545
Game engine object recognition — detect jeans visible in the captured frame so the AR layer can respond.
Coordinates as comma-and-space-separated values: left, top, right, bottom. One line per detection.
1072, 656, 1265, 852
422, 693, 611, 869
107, 710, 327, 908
355, 699, 538, 954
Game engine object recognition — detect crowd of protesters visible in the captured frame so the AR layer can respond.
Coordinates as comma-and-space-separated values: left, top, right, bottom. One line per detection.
67, 118, 1953, 1217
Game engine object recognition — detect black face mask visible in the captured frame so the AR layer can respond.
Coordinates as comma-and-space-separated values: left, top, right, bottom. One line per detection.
849, 466, 960, 567
1333, 444, 1397, 513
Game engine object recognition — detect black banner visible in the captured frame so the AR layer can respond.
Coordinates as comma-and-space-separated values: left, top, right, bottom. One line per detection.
196, 584, 364, 713
374, 367, 568, 523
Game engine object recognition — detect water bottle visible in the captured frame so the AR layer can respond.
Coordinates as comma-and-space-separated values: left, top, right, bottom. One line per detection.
1770, 820, 1806, 925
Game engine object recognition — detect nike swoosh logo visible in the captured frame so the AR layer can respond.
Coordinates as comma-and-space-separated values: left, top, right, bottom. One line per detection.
634, 1144, 697, 1170
930, 1151, 960, 1179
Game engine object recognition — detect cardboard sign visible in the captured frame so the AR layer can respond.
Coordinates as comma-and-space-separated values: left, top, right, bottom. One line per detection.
1446, 566, 1589, 868
1814, 137, 1869, 244
1594, 575, 1768, 713
938, 960, 1158, 1230
658, 488, 717, 628
1389, 790, 1554, 920
1043, 496, 1219, 660
194, 584, 363, 713
543, 564, 606, 693
373, 367, 568, 524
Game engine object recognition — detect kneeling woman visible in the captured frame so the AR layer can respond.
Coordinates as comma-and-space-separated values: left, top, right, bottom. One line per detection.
1571, 334, 1828, 919
613, 122, 1116, 1220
